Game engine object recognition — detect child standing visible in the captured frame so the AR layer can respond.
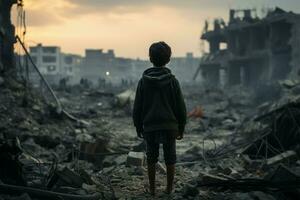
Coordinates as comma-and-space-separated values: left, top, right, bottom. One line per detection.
133, 41, 187, 196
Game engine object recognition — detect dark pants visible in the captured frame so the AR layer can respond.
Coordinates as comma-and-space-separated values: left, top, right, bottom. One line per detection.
144, 131, 176, 165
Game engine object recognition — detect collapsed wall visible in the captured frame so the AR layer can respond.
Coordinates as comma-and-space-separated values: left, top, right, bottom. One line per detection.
198, 8, 300, 88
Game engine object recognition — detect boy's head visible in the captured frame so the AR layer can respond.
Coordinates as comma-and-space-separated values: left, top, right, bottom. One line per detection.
149, 41, 172, 67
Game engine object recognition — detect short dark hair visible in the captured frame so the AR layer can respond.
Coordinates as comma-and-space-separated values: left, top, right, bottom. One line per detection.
149, 41, 172, 67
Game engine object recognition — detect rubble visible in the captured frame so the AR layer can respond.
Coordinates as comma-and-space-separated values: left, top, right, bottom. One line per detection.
1, 76, 300, 199
266, 151, 298, 166
47, 167, 85, 189
1, 1, 300, 199
126, 152, 145, 167
114, 89, 135, 108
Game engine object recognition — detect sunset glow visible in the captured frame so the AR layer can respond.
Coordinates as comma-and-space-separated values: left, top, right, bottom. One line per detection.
13, 0, 300, 59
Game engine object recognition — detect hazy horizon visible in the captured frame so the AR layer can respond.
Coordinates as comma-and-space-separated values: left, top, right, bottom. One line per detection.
13, 0, 300, 59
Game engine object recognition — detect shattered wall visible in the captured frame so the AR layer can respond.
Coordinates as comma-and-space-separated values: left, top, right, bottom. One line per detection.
200, 8, 300, 88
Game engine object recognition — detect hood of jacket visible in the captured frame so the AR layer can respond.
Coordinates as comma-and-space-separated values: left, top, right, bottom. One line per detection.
142, 67, 174, 87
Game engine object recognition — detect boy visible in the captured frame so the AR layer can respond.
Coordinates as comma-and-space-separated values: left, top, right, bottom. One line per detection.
133, 41, 187, 195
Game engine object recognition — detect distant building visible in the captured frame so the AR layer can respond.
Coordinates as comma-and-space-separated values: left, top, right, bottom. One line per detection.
132, 58, 150, 80
28, 45, 200, 86
29, 44, 82, 84
80, 49, 149, 85
61, 53, 82, 82
169, 53, 201, 83
80, 49, 113, 82
197, 7, 300, 87
30, 44, 61, 75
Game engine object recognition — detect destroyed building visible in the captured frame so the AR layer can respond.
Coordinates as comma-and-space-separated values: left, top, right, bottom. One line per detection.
198, 8, 300, 87
80, 49, 200, 86
29, 44, 82, 84
80, 49, 149, 85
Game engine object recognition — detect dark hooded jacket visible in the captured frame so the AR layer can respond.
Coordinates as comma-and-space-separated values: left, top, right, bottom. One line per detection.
133, 67, 187, 134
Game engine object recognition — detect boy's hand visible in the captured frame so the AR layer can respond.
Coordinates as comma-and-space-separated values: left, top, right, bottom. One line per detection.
176, 132, 183, 140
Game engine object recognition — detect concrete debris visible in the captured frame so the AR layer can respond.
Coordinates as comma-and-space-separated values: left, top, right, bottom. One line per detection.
47, 167, 84, 189
156, 161, 167, 174
114, 89, 135, 108
2, 75, 300, 199
126, 152, 145, 167
199, 172, 228, 184
280, 79, 299, 89
266, 151, 298, 166
76, 133, 94, 143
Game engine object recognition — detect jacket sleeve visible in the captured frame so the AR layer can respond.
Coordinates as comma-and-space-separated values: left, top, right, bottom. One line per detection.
133, 80, 143, 133
174, 79, 187, 134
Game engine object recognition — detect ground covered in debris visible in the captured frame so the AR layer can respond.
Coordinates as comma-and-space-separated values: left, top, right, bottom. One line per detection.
1, 76, 300, 199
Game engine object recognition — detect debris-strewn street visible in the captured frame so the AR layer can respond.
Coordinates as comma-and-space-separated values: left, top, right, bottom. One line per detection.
1, 77, 300, 199
1, 1, 300, 199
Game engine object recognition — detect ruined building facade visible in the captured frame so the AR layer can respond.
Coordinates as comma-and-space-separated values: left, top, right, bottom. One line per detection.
29, 44, 82, 84
199, 8, 300, 87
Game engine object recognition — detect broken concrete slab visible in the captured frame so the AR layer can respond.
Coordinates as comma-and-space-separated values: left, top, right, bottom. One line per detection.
126, 152, 145, 167
82, 183, 97, 193
79, 138, 109, 166
76, 134, 93, 143
266, 151, 298, 166
156, 161, 166, 174
279, 79, 299, 89
241, 154, 264, 170
198, 172, 228, 184
47, 167, 84, 189
114, 89, 135, 108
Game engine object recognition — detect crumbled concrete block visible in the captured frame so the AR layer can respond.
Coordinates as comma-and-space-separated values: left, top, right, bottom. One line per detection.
156, 161, 166, 174
114, 155, 127, 165
126, 151, 145, 167
76, 133, 93, 143
47, 167, 84, 189
266, 150, 297, 166
102, 166, 115, 174
241, 154, 263, 169
82, 183, 97, 193
74, 129, 82, 134
199, 172, 228, 184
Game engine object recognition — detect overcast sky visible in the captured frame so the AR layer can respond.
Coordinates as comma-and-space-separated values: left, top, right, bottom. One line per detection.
15, 0, 300, 59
